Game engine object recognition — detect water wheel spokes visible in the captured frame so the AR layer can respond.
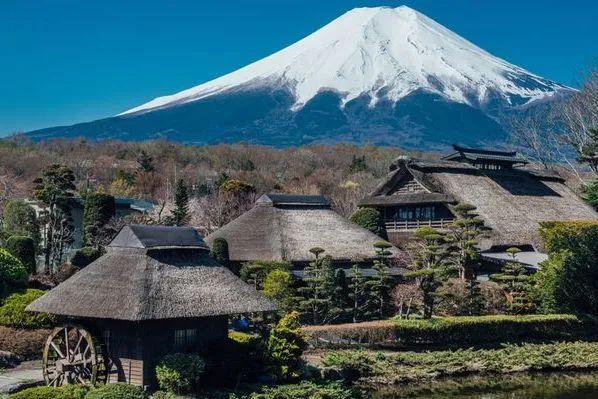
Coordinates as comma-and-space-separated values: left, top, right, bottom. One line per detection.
42, 324, 99, 386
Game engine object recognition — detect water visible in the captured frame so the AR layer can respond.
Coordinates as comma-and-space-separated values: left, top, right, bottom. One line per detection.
371, 372, 598, 399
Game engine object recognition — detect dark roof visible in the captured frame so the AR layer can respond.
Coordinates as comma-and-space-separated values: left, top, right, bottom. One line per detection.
108, 225, 209, 250
443, 144, 529, 164
28, 225, 275, 320
257, 193, 330, 207
359, 192, 454, 206
115, 198, 155, 212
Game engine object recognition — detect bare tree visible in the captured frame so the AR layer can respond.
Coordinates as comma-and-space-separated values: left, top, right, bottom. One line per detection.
562, 70, 598, 174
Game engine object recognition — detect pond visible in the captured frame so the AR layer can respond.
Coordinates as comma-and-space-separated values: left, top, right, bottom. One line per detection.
371, 372, 598, 399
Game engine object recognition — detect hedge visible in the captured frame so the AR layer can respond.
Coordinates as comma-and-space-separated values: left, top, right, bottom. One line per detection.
0, 325, 51, 359
10, 383, 145, 399
304, 314, 588, 347
5, 236, 36, 274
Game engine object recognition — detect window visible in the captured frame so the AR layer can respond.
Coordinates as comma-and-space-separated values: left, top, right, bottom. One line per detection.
393, 206, 436, 221
174, 329, 198, 351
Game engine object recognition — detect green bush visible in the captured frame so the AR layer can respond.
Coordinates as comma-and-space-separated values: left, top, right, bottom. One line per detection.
85, 383, 145, 399
155, 353, 206, 394
350, 208, 384, 236
392, 314, 582, 345
247, 381, 362, 399
534, 221, 598, 314
10, 384, 90, 399
0, 289, 57, 329
267, 311, 308, 380
210, 237, 229, 265
304, 315, 588, 347
70, 247, 102, 268
2, 200, 41, 249
0, 247, 28, 289
6, 235, 37, 274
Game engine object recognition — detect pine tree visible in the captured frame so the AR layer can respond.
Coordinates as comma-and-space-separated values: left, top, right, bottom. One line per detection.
365, 241, 394, 320
297, 247, 333, 325
167, 178, 189, 226
490, 247, 534, 314
447, 203, 486, 316
406, 227, 451, 319
136, 150, 155, 172
348, 262, 368, 322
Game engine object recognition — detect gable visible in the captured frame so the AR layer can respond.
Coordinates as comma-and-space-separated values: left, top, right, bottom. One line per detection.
388, 172, 429, 195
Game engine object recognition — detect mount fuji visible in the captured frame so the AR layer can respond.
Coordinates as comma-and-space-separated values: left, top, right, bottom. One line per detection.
28, 6, 573, 148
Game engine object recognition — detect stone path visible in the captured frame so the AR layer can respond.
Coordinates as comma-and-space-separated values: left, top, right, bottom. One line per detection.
0, 361, 43, 394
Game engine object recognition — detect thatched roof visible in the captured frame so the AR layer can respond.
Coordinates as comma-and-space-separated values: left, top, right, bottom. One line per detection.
27, 226, 275, 321
443, 145, 529, 165
205, 194, 401, 263
363, 157, 598, 250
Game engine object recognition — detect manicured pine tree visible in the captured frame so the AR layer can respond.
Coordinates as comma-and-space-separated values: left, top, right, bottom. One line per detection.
406, 227, 451, 319
297, 247, 331, 325
82, 192, 116, 247
365, 241, 394, 320
167, 178, 190, 226
447, 203, 486, 315
490, 247, 534, 314
348, 261, 368, 323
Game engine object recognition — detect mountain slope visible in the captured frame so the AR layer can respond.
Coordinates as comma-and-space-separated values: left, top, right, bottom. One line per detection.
29, 6, 573, 148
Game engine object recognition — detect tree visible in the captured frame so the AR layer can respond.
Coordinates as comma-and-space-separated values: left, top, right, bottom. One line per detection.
347, 261, 368, 322
349, 154, 367, 173
364, 241, 394, 320
490, 247, 534, 314
166, 178, 189, 226
263, 269, 296, 314
582, 179, 598, 209
447, 203, 486, 316
240, 260, 291, 291
267, 311, 307, 380
83, 192, 116, 247
297, 248, 337, 325
136, 150, 155, 172
32, 164, 76, 274
5, 236, 36, 274
561, 70, 598, 174
1, 200, 41, 249
405, 227, 451, 319
209, 237, 230, 265
350, 207, 385, 237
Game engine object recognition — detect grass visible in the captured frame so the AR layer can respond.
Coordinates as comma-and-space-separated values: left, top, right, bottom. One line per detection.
319, 341, 598, 385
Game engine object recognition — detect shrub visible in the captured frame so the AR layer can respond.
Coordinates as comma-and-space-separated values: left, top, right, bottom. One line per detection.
70, 247, 102, 268
0, 248, 28, 291
436, 279, 506, 316
0, 325, 50, 359
0, 289, 57, 329
84, 383, 145, 399
55, 263, 80, 283
263, 269, 295, 313
350, 207, 384, 236
304, 314, 591, 347
10, 384, 90, 399
1, 200, 41, 249
535, 221, 598, 314
267, 311, 308, 380
6, 236, 37, 274
210, 237, 229, 265
155, 353, 206, 394
227, 331, 267, 382
248, 381, 362, 399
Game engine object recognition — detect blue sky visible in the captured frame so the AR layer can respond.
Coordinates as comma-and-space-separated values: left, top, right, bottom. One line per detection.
1, 0, 596, 135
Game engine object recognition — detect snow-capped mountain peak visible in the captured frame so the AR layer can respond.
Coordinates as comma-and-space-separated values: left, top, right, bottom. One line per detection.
121, 5, 568, 116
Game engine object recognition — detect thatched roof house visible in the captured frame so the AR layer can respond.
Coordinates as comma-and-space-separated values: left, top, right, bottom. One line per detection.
205, 194, 401, 268
360, 145, 598, 252
28, 225, 274, 387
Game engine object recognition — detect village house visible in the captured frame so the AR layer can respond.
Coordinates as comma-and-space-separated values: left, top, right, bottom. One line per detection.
205, 193, 403, 277
27, 225, 275, 388
359, 145, 598, 270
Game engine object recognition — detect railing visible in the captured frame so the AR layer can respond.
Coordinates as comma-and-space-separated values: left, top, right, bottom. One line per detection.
385, 219, 454, 231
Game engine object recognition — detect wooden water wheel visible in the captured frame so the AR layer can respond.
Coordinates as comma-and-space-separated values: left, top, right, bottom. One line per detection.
42, 324, 106, 386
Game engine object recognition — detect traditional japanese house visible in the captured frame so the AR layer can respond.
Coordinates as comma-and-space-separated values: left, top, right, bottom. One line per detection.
27, 225, 275, 388
360, 145, 598, 267
204, 194, 403, 277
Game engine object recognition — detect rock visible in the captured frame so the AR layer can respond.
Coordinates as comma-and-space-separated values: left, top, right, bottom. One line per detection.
0, 351, 21, 369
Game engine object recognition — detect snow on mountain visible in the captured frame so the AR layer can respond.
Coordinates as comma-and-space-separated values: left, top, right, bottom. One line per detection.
121, 6, 569, 117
